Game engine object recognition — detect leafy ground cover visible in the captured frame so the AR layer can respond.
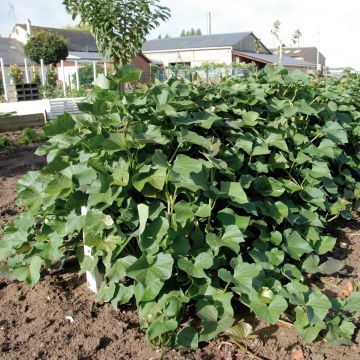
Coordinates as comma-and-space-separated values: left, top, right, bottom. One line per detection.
0, 128, 46, 149
1, 65, 360, 350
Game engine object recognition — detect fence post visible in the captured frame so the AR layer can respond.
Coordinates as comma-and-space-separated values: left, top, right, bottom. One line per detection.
75, 60, 80, 91
61, 60, 67, 97
0, 58, 8, 102
40, 59, 46, 86
24, 58, 30, 83
92, 61, 97, 82
104, 62, 108, 76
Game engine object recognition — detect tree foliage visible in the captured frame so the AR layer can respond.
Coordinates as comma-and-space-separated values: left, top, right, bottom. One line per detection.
63, 0, 170, 66
181, 28, 202, 37
291, 29, 303, 48
1, 65, 360, 348
24, 31, 68, 66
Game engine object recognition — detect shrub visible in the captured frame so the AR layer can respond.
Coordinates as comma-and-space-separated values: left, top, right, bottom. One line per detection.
9, 64, 24, 84
73, 64, 103, 86
1, 66, 360, 348
31, 66, 41, 84
24, 31, 68, 66
18, 128, 38, 144
47, 65, 58, 87
0, 135, 12, 149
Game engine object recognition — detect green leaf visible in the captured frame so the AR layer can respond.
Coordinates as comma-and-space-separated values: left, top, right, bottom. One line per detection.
127, 253, 174, 286
94, 74, 110, 89
225, 321, 253, 341
285, 230, 313, 260
231, 262, 260, 296
217, 208, 250, 230
43, 113, 75, 136
265, 132, 289, 152
140, 217, 169, 254
242, 111, 259, 126
306, 290, 331, 324
192, 110, 221, 129
181, 128, 213, 151
253, 176, 285, 197
147, 318, 178, 340
322, 121, 348, 144
29, 255, 42, 286
268, 201, 288, 224
113, 64, 142, 84
250, 294, 288, 324
112, 158, 129, 186
194, 204, 211, 217
96, 282, 116, 303
344, 292, 360, 312
221, 225, 245, 253
137, 204, 149, 236
221, 181, 248, 205
133, 166, 167, 192
175, 327, 199, 348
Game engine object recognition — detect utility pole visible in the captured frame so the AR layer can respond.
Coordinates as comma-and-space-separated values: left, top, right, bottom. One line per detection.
207, 12, 212, 35
316, 31, 320, 71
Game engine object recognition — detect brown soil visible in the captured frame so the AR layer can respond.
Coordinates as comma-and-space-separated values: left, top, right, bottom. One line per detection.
0, 145, 360, 360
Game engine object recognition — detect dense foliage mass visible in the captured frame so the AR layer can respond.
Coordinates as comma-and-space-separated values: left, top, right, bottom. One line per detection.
24, 31, 68, 66
63, 0, 170, 65
1, 66, 360, 348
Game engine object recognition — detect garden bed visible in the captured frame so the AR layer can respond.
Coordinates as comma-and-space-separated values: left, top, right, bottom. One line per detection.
0, 145, 360, 360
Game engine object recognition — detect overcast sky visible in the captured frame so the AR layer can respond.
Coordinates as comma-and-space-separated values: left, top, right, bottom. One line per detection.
1, 0, 359, 69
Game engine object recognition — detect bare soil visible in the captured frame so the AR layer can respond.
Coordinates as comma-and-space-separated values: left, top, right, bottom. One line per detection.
0, 144, 359, 360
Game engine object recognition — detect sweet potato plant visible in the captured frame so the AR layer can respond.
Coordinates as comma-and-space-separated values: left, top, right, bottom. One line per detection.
1, 65, 360, 347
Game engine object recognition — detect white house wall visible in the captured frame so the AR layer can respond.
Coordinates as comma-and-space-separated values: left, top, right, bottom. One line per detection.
10, 26, 28, 44
143, 47, 233, 67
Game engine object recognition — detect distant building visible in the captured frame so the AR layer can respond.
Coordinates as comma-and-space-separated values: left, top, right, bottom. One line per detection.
271, 47, 325, 70
143, 32, 317, 72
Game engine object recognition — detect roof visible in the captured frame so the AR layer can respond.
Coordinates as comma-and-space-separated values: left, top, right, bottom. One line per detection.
67, 51, 108, 62
143, 32, 252, 52
270, 47, 326, 65
234, 51, 317, 67
0, 38, 35, 65
272, 47, 324, 58
17, 24, 98, 52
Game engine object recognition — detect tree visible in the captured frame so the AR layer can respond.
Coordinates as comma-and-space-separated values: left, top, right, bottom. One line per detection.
63, 0, 170, 66
271, 19, 281, 42
63, 24, 92, 31
291, 29, 302, 47
24, 31, 68, 65
180, 28, 202, 37
255, 39, 262, 53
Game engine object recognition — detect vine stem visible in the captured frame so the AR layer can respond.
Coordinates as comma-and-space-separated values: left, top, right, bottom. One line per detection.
168, 141, 182, 165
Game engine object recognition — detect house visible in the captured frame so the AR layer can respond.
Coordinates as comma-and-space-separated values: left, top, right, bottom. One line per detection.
142, 32, 316, 72
0, 37, 36, 84
271, 47, 325, 70
10, 20, 152, 83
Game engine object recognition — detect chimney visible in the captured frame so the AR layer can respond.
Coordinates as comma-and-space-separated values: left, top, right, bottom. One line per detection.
26, 18, 32, 36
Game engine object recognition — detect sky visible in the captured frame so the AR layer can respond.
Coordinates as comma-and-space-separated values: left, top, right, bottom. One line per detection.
0, 0, 359, 69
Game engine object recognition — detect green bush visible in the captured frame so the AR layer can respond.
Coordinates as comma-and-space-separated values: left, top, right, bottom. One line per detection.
0, 135, 12, 149
18, 128, 38, 144
1, 65, 360, 348
73, 64, 103, 86
24, 31, 68, 66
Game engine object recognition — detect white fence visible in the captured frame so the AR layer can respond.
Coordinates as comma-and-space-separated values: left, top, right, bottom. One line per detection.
0, 97, 85, 120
